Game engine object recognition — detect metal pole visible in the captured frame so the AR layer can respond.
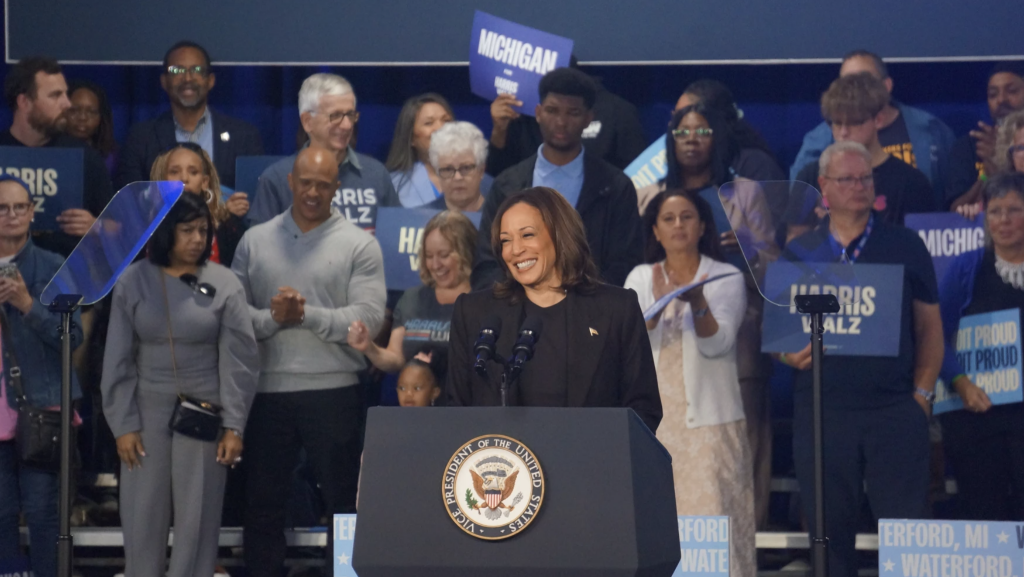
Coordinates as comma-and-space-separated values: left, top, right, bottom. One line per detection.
810, 311, 828, 577
500, 373, 508, 407
57, 310, 74, 577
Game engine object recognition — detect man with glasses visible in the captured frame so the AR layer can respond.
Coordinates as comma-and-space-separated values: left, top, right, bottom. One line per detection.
115, 41, 264, 190
1, 56, 113, 256
248, 73, 399, 232
784, 72, 934, 242
778, 140, 942, 577
472, 67, 643, 288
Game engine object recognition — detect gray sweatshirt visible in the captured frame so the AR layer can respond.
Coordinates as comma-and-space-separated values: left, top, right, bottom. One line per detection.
232, 207, 386, 393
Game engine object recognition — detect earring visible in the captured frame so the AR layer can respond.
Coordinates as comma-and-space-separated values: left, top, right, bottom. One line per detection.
204, 189, 214, 204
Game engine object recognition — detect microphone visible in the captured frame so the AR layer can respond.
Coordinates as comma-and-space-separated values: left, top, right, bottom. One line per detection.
472, 315, 503, 376
507, 316, 543, 382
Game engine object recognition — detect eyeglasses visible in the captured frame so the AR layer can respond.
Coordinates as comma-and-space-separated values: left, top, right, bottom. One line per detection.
437, 164, 478, 179
823, 174, 874, 188
1010, 145, 1024, 155
313, 110, 360, 125
672, 128, 713, 141
66, 107, 100, 120
988, 206, 1024, 220
0, 203, 32, 217
179, 273, 216, 298
166, 65, 209, 77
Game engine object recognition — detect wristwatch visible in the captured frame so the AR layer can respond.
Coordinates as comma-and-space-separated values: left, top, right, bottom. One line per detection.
693, 306, 710, 318
228, 428, 243, 440
914, 388, 935, 404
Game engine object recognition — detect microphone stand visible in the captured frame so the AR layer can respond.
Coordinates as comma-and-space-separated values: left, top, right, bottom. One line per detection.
795, 294, 840, 577
49, 294, 83, 577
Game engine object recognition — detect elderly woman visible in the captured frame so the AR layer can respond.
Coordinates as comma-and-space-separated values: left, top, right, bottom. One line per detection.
941, 172, 1024, 520
423, 121, 492, 213
447, 186, 662, 431
386, 93, 455, 207
0, 175, 83, 577
348, 210, 477, 373
150, 142, 249, 266
101, 192, 258, 577
625, 189, 755, 577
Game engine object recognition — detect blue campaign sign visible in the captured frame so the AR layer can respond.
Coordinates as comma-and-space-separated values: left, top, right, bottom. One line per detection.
469, 11, 574, 116
333, 514, 357, 577
761, 262, 905, 357
376, 207, 481, 291
878, 519, 1024, 577
934, 308, 1022, 415
625, 138, 669, 192
673, 516, 730, 577
904, 212, 984, 285
234, 155, 285, 202
0, 146, 83, 232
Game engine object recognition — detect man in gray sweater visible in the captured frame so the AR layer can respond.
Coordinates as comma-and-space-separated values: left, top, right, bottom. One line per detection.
232, 145, 385, 576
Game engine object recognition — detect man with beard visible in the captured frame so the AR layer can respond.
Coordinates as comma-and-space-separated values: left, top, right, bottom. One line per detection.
115, 41, 263, 190
1, 56, 113, 255
947, 62, 1024, 209
471, 67, 643, 288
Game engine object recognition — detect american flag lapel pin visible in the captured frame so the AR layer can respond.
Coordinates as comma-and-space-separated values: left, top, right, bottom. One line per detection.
589, 327, 599, 336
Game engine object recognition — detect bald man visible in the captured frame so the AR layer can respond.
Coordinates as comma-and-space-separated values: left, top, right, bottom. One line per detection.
231, 144, 385, 576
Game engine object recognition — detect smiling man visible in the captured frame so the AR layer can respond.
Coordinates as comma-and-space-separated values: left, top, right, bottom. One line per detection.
231, 145, 385, 577
115, 41, 264, 189
473, 67, 643, 289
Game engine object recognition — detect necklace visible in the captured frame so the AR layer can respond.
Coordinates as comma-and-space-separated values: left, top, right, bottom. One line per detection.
994, 254, 1024, 290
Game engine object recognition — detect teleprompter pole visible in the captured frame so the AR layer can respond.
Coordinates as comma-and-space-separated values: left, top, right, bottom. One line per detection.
50, 295, 83, 577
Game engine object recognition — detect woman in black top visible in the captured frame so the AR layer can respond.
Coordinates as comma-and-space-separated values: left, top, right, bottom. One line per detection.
447, 187, 662, 432
939, 172, 1024, 520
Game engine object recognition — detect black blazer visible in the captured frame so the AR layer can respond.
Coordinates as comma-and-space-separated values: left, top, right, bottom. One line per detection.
447, 284, 663, 433
472, 152, 644, 290
114, 109, 264, 190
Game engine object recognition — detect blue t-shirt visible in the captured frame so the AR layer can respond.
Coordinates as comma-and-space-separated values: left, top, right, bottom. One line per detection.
392, 285, 454, 363
784, 217, 938, 409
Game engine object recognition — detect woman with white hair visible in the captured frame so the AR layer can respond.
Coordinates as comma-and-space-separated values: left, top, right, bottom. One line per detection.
423, 121, 492, 213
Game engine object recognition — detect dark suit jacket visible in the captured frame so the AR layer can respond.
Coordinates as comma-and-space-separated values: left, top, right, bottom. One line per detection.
114, 109, 264, 190
446, 284, 662, 433
472, 152, 644, 289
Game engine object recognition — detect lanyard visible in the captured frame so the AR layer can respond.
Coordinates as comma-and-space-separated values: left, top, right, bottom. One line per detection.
830, 213, 874, 264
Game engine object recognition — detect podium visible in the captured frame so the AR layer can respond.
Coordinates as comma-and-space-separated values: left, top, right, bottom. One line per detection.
353, 407, 680, 577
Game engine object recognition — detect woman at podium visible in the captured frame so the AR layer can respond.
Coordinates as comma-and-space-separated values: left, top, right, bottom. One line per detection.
447, 186, 662, 433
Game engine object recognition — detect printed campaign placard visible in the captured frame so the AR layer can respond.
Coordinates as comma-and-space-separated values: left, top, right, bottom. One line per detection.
905, 212, 985, 285
934, 308, 1022, 415
673, 516, 730, 577
234, 155, 284, 202
644, 273, 739, 321
333, 514, 357, 577
625, 138, 669, 192
469, 11, 573, 116
0, 146, 83, 232
376, 207, 481, 290
761, 262, 905, 356
878, 519, 1024, 577
0, 555, 31, 576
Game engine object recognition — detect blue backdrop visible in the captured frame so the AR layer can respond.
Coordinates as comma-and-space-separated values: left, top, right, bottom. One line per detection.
0, 12, 998, 181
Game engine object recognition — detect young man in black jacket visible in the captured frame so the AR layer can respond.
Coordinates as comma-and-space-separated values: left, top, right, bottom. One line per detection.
473, 68, 643, 289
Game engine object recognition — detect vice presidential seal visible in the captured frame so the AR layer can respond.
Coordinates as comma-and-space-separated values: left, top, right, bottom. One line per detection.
442, 434, 545, 540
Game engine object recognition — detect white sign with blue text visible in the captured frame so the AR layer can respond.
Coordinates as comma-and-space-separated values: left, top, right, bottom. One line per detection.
674, 516, 730, 577
879, 519, 1024, 577
934, 308, 1022, 415
333, 514, 357, 577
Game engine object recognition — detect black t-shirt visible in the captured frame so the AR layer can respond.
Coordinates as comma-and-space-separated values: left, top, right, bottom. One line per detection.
0, 130, 114, 256
392, 285, 455, 363
879, 112, 917, 169
784, 155, 936, 227
944, 133, 984, 209
518, 298, 569, 407
784, 220, 939, 409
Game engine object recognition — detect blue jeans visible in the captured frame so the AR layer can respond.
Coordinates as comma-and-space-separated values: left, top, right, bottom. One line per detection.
0, 439, 58, 577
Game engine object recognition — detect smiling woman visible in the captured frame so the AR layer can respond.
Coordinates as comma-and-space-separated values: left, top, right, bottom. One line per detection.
446, 186, 662, 432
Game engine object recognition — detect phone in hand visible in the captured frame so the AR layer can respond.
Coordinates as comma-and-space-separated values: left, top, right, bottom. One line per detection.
0, 263, 17, 280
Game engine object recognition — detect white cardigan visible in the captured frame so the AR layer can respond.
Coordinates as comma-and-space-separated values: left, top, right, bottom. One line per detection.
624, 256, 747, 428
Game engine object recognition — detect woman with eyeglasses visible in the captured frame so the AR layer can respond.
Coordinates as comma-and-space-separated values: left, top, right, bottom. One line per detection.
101, 192, 257, 577
422, 121, 490, 213
0, 175, 84, 577
150, 142, 249, 266
941, 172, 1024, 520
65, 79, 117, 175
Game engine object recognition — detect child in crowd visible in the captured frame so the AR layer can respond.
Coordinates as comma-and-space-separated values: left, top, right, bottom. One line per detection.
396, 346, 447, 407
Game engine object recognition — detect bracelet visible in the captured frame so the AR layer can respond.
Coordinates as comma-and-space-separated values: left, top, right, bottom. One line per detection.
914, 387, 935, 404
778, 352, 788, 366
951, 373, 967, 384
